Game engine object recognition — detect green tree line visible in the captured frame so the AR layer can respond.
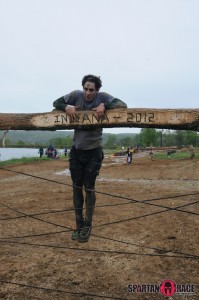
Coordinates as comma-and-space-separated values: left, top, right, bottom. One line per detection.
1, 129, 199, 149
103, 129, 199, 149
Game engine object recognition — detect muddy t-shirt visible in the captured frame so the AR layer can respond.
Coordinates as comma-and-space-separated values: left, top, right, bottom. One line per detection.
63, 90, 114, 150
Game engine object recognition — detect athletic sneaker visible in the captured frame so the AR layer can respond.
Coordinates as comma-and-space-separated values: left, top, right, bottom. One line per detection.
71, 218, 84, 241
78, 226, 92, 243
71, 229, 80, 241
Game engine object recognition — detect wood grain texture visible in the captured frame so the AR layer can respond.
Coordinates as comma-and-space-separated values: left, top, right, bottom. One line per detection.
0, 108, 199, 131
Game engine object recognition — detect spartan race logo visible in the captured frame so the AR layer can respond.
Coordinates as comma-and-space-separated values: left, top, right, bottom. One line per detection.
128, 279, 195, 297
160, 280, 176, 296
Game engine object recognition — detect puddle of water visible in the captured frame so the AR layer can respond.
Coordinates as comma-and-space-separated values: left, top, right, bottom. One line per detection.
55, 169, 71, 176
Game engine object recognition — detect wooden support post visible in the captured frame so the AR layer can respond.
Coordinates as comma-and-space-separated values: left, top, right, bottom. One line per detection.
0, 108, 199, 131
2, 130, 9, 147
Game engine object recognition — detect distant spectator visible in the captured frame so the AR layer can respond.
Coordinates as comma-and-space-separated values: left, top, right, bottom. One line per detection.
129, 146, 134, 163
167, 149, 172, 159
46, 145, 54, 158
190, 150, 195, 159
149, 148, 153, 159
64, 147, 68, 157
189, 145, 195, 160
38, 147, 44, 158
126, 147, 131, 164
53, 147, 57, 159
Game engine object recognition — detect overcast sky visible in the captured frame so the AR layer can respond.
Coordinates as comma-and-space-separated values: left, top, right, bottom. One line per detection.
0, 0, 198, 133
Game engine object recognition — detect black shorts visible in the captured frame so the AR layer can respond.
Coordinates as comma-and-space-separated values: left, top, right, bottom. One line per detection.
69, 147, 104, 186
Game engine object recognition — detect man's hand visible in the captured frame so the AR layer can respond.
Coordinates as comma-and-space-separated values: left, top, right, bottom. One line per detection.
65, 105, 79, 122
92, 103, 105, 117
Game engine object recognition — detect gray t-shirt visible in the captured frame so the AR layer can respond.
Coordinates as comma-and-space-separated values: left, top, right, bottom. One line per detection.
63, 90, 114, 150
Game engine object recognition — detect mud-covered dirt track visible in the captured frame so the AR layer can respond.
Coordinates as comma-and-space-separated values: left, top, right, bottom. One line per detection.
0, 153, 199, 299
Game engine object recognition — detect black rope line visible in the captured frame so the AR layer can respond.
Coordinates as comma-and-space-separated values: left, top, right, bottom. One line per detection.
2, 228, 198, 260
0, 239, 198, 260
91, 233, 199, 259
0, 202, 199, 261
1, 166, 198, 260
0, 201, 133, 222
0, 280, 127, 300
0, 196, 198, 225
1, 197, 199, 260
1, 166, 198, 300
94, 199, 199, 228
0, 198, 198, 242
0, 202, 71, 230
1, 190, 199, 222
0, 206, 75, 221
1, 165, 199, 206
0, 229, 69, 240
0, 197, 199, 235
1, 166, 199, 217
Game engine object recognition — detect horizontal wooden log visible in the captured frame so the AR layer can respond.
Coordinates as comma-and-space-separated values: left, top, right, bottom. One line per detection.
0, 108, 199, 131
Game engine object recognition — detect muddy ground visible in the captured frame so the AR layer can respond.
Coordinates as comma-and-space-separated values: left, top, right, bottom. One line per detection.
0, 152, 198, 300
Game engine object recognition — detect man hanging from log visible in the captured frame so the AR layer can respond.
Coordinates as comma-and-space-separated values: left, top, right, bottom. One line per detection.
53, 74, 127, 242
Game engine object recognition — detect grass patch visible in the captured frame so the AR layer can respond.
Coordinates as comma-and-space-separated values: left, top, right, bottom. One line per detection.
0, 156, 51, 166
153, 151, 199, 160
0, 154, 69, 166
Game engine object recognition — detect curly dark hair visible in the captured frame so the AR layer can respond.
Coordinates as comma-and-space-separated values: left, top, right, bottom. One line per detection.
82, 74, 102, 91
